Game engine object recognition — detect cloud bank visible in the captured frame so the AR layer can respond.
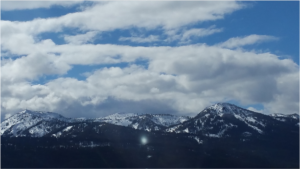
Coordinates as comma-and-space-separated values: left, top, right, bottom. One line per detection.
1, 1, 298, 120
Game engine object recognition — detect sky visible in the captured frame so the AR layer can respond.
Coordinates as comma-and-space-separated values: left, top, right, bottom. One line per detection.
1, 1, 299, 120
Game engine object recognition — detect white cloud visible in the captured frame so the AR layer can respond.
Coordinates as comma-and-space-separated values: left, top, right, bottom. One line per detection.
264, 72, 299, 115
64, 31, 99, 45
181, 27, 223, 42
119, 35, 159, 43
1, 43, 298, 117
1, 52, 71, 83
1, 1, 243, 36
217, 34, 278, 48
163, 27, 223, 44
1, 1, 85, 11
4, 113, 13, 120
0, 1, 244, 56
247, 107, 263, 113
1, 1, 298, 119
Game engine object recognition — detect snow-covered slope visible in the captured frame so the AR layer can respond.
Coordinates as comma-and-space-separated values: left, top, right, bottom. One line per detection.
269, 113, 299, 122
142, 114, 190, 127
2, 103, 297, 138
1, 111, 190, 137
127, 114, 190, 131
268, 113, 299, 128
1, 110, 71, 137
95, 113, 138, 126
165, 103, 296, 138
94, 113, 190, 131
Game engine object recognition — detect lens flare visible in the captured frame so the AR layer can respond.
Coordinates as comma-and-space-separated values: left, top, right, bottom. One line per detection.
141, 137, 147, 145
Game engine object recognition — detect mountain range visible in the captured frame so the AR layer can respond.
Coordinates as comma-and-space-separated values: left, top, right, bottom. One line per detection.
1, 103, 299, 168
1, 103, 298, 138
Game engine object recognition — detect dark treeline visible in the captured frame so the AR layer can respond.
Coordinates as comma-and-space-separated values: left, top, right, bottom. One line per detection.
2, 128, 299, 168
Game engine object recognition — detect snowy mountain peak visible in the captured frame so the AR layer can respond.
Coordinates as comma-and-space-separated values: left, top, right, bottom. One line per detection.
168, 103, 271, 137
1, 110, 70, 137
199, 103, 252, 117
93, 113, 191, 132
206, 103, 237, 113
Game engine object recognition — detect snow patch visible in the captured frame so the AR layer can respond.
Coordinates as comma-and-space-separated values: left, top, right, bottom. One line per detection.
194, 136, 203, 144
206, 134, 220, 138
132, 123, 138, 129
242, 132, 252, 137
63, 126, 73, 132
183, 128, 189, 133
52, 132, 62, 138
234, 114, 263, 134
188, 136, 203, 144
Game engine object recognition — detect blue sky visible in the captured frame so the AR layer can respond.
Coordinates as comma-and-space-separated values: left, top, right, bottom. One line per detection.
1, 1, 299, 119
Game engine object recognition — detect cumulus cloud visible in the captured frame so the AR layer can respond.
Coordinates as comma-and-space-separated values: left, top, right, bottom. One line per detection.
1, 52, 71, 83
264, 72, 299, 114
1, 1, 298, 119
1, 44, 299, 118
217, 34, 278, 48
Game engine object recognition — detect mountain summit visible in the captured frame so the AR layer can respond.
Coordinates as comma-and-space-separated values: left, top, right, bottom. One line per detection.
166, 103, 299, 138
1, 110, 71, 137
202, 102, 249, 114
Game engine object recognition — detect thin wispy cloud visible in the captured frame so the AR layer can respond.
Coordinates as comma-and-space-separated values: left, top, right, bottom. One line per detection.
217, 34, 278, 49
181, 27, 223, 42
1, 1, 85, 11
119, 35, 160, 43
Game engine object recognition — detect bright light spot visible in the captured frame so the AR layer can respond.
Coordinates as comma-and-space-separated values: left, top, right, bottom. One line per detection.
141, 137, 147, 145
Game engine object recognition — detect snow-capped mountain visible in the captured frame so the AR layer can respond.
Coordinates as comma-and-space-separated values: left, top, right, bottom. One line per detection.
94, 113, 190, 131
165, 103, 299, 138
1, 103, 298, 138
2, 103, 298, 168
95, 112, 138, 126
1, 110, 190, 137
1, 110, 71, 137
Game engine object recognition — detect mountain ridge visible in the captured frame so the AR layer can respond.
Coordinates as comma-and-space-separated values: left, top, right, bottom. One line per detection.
2, 103, 299, 168
1, 103, 299, 138
166, 102, 299, 138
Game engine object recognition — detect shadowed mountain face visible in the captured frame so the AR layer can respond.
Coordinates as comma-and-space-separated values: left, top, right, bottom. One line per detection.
1, 103, 299, 168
